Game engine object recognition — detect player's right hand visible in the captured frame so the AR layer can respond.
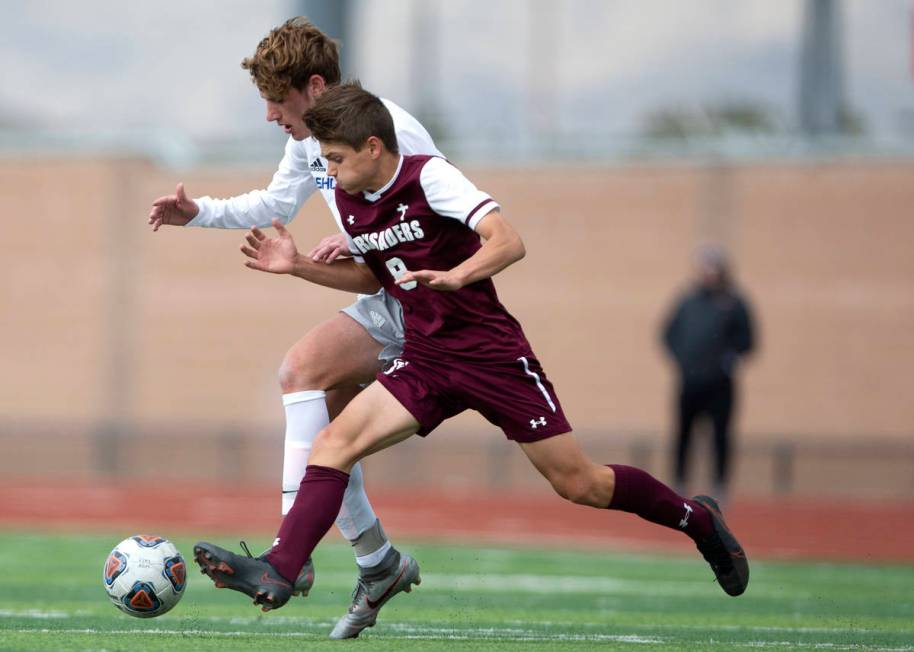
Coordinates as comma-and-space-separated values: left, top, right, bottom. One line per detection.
148, 182, 200, 231
241, 218, 299, 275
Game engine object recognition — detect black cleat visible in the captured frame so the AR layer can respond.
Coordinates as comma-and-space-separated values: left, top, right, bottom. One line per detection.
693, 495, 750, 596
193, 541, 293, 611
239, 541, 315, 597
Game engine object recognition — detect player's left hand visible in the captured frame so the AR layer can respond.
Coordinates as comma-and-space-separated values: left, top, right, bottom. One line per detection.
397, 269, 463, 291
307, 233, 349, 263
148, 182, 199, 231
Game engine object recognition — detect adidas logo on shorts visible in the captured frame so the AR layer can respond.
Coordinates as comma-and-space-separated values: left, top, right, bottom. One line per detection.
370, 310, 387, 329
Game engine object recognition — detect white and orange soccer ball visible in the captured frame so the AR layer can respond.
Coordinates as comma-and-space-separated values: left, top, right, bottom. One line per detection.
103, 535, 186, 618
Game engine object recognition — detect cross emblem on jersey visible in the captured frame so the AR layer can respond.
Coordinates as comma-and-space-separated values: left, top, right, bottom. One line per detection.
347, 215, 355, 225
396, 203, 409, 221
530, 416, 547, 429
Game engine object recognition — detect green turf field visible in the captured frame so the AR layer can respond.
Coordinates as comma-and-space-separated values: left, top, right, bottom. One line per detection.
0, 531, 912, 651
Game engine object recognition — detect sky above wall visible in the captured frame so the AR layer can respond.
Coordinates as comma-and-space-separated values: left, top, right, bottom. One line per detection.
2, 0, 912, 161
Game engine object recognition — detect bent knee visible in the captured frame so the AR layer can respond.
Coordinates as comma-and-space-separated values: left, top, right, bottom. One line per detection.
279, 343, 338, 392
549, 472, 596, 506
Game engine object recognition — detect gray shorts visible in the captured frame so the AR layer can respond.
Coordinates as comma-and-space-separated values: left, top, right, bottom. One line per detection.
341, 289, 405, 364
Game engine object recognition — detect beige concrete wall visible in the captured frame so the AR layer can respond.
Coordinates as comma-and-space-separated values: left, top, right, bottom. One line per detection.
1, 156, 912, 494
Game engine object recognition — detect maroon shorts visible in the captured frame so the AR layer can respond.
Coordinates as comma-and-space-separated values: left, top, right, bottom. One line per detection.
376, 353, 572, 443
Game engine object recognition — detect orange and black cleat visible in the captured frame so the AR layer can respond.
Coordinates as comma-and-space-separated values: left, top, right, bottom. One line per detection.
193, 541, 293, 611
692, 495, 750, 596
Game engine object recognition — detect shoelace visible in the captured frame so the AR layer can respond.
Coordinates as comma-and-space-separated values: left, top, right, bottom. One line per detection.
349, 578, 369, 613
241, 541, 313, 588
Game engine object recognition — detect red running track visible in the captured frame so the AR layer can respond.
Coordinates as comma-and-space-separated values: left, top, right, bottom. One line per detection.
1, 482, 912, 563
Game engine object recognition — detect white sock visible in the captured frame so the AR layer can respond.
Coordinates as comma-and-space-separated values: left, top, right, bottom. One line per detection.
356, 541, 392, 568
281, 390, 380, 555
281, 390, 327, 515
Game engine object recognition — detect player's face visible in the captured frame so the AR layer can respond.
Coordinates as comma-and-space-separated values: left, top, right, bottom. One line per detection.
321, 139, 382, 194
264, 87, 315, 141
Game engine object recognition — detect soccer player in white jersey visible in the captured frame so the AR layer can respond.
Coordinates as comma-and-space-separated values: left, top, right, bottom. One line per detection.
146, 18, 439, 639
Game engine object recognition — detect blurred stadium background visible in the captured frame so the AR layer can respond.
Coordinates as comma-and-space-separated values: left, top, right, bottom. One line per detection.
1, 0, 913, 541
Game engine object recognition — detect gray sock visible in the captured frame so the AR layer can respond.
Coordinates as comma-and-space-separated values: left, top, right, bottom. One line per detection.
351, 518, 389, 558
360, 546, 400, 580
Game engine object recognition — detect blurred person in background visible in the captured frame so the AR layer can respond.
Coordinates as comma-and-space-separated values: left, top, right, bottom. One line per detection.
146, 17, 442, 639
661, 245, 756, 504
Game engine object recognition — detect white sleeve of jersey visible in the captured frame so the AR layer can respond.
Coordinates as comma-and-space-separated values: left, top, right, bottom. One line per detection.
383, 98, 443, 157
188, 138, 319, 229
419, 157, 500, 231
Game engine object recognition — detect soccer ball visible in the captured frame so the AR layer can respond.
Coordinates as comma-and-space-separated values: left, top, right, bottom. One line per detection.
103, 535, 186, 618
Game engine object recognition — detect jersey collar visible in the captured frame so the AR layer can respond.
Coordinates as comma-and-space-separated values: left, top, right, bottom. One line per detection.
363, 155, 404, 203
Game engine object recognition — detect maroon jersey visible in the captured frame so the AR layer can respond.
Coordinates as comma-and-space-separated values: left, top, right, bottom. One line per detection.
337, 155, 532, 362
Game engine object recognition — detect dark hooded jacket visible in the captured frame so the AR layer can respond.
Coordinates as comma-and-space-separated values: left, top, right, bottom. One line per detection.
662, 286, 755, 385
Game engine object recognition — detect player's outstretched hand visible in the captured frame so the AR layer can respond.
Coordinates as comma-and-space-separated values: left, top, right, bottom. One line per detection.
307, 232, 349, 263
241, 218, 299, 275
398, 269, 463, 291
148, 182, 200, 231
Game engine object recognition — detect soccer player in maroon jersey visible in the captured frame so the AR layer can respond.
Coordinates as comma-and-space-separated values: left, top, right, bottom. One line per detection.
194, 83, 749, 619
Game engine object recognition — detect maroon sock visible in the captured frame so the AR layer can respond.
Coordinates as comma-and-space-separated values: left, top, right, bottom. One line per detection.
607, 464, 713, 542
266, 464, 349, 582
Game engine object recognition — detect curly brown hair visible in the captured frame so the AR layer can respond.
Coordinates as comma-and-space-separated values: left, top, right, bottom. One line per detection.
241, 17, 341, 102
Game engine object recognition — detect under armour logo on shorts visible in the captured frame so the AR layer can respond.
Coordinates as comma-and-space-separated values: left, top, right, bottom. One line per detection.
383, 358, 409, 375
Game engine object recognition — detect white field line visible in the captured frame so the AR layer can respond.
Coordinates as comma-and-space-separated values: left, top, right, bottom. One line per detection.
505, 621, 914, 637
3, 610, 912, 639
10, 629, 664, 643
0, 609, 69, 619
313, 571, 811, 599
9, 628, 914, 650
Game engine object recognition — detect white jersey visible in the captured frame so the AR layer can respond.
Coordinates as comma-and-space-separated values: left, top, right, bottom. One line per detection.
187, 98, 443, 234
